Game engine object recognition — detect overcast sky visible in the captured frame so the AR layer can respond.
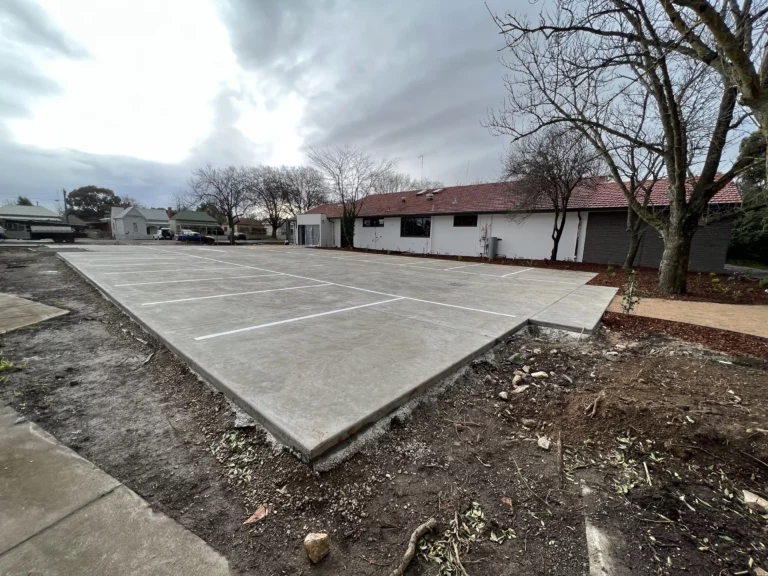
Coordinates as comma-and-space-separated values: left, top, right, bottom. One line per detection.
0, 0, 514, 210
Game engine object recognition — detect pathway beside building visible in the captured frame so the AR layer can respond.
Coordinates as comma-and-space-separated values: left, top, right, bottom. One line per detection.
0, 404, 233, 576
608, 297, 768, 338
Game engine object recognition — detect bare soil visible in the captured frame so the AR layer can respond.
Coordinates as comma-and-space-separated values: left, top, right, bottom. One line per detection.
1, 248, 767, 576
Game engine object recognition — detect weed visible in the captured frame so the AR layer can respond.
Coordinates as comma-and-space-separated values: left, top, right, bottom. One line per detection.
621, 270, 640, 314
0, 357, 15, 372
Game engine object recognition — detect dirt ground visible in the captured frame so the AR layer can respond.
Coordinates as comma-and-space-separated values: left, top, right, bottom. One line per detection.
1, 248, 767, 575
606, 295, 768, 338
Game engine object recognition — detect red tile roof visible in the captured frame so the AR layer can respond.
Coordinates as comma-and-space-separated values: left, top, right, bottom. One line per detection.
304, 178, 741, 218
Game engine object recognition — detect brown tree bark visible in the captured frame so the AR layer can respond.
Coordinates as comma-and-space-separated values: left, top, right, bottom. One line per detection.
550, 209, 567, 261
657, 216, 697, 294
623, 207, 644, 271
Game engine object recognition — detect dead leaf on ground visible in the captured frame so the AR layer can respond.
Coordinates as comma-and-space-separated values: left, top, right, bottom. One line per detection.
244, 504, 268, 525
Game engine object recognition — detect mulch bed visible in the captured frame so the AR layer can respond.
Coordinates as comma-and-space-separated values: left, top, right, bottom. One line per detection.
333, 247, 768, 305
603, 311, 768, 359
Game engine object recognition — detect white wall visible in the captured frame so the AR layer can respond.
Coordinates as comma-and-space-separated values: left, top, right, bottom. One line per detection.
431, 215, 484, 256
483, 212, 583, 261
354, 217, 431, 253
346, 211, 588, 261
115, 215, 152, 240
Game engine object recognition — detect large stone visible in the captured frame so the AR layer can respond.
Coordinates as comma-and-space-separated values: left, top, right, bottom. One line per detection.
304, 532, 330, 564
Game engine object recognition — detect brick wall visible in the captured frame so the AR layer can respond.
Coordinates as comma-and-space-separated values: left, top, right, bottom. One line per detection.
582, 211, 733, 272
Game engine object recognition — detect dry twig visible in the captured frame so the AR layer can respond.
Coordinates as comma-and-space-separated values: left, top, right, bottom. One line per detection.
390, 518, 437, 576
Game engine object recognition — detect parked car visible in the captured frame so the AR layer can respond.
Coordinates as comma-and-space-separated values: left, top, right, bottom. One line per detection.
0, 225, 6, 241
176, 229, 215, 244
233, 232, 246, 241
153, 228, 174, 240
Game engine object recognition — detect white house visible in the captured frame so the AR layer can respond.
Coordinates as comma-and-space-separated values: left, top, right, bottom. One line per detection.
296, 180, 741, 272
110, 207, 170, 240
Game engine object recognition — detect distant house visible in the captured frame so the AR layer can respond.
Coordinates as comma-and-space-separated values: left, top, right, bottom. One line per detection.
0, 205, 64, 240
223, 217, 267, 239
65, 214, 88, 231
168, 210, 223, 236
110, 207, 170, 240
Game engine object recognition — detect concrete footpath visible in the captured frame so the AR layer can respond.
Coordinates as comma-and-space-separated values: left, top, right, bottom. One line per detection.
0, 404, 233, 576
608, 296, 768, 338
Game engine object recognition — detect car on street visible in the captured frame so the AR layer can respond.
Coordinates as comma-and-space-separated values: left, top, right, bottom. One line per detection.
153, 228, 174, 240
176, 229, 215, 244
233, 232, 246, 241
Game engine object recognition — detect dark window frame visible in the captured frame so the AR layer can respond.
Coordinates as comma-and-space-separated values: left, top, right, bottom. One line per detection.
453, 214, 478, 227
400, 216, 431, 238
363, 218, 384, 228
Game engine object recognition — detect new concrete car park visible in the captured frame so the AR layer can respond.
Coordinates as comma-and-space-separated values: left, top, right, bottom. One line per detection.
59, 245, 616, 461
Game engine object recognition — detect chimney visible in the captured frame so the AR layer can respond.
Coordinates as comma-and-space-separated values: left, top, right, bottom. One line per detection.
401, 196, 406, 203
426, 193, 434, 200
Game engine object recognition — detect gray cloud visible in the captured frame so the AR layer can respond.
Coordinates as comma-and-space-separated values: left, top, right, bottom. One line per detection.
216, 0, 513, 184
1, 0, 516, 210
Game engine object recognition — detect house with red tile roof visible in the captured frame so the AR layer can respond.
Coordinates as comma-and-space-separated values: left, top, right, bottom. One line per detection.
295, 179, 741, 271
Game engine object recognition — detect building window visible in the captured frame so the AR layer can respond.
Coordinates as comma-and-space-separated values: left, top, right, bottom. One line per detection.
453, 214, 478, 227
400, 217, 431, 237
132, 222, 138, 233
363, 218, 384, 228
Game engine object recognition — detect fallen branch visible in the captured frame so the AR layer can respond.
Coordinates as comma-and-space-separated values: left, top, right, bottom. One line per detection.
739, 450, 768, 470
556, 432, 564, 489
585, 391, 605, 419
390, 518, 437, 576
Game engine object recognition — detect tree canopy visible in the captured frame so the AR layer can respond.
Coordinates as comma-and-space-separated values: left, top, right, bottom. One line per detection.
66, 186, 122, 220
16, 196, 33, 206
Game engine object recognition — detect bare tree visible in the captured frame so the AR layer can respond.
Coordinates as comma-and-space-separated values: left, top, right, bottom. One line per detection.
372, 171, 443, 194
119, 196, 145, 208
485, 2, 755, 294
307, 145, 396, 247
503, 128, 603, 260
246, 167, 288, 238
280, 166, 328, 217
188, 165, 252, 244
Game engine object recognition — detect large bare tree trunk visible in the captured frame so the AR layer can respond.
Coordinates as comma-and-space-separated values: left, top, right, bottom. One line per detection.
227, 215, 235, 245
623, 207, 644, 271
657, 219, 696, 294
550, 210, 567, 261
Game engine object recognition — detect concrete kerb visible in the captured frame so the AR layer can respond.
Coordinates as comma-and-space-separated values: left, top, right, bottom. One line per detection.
56, 250, 607, 463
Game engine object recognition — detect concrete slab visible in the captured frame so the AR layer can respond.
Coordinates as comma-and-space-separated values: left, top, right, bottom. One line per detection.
58, 245, 614, 459
530, 285, 618, 333
0, 292, 68, 334
0, 404, 120, 553
0, 486, 232, 576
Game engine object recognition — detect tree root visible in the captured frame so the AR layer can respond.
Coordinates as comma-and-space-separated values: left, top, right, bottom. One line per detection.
390, 518, 438, 576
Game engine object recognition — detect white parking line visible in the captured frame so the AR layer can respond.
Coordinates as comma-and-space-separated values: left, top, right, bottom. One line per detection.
197, 248, 227, 253
114, 273, 284, 287
194, 297, 405, 340
501, 268, 533, 278
443, 263, 484, 270
102, 266, 239, 275
141, 282, 332, 306
147, 248, 517, 319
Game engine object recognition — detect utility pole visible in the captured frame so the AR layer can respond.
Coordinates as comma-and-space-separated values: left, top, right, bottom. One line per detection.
61, 189, 68, 222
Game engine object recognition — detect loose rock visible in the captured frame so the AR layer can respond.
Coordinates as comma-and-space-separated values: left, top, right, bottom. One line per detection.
531, 371, 549, 379
498, 391, 509, 401
512, 385, 530, 394
304, 532, 330, 564
521, 418, 536, 428
744, 490, 768, 513
512, 374, 523, 386
523, 365, 531, 374
537, 436, 551, 450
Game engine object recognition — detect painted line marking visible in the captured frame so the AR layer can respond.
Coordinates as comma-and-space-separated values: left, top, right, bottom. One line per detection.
197, 248, 227, 253
141, 283, 332, 306
147, 249, 517, 319
443, 263, 484, 270
114, 273, 284, 287
501, 267, 533, 278
195, 297, 405, 340
101, 266, 240, 275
